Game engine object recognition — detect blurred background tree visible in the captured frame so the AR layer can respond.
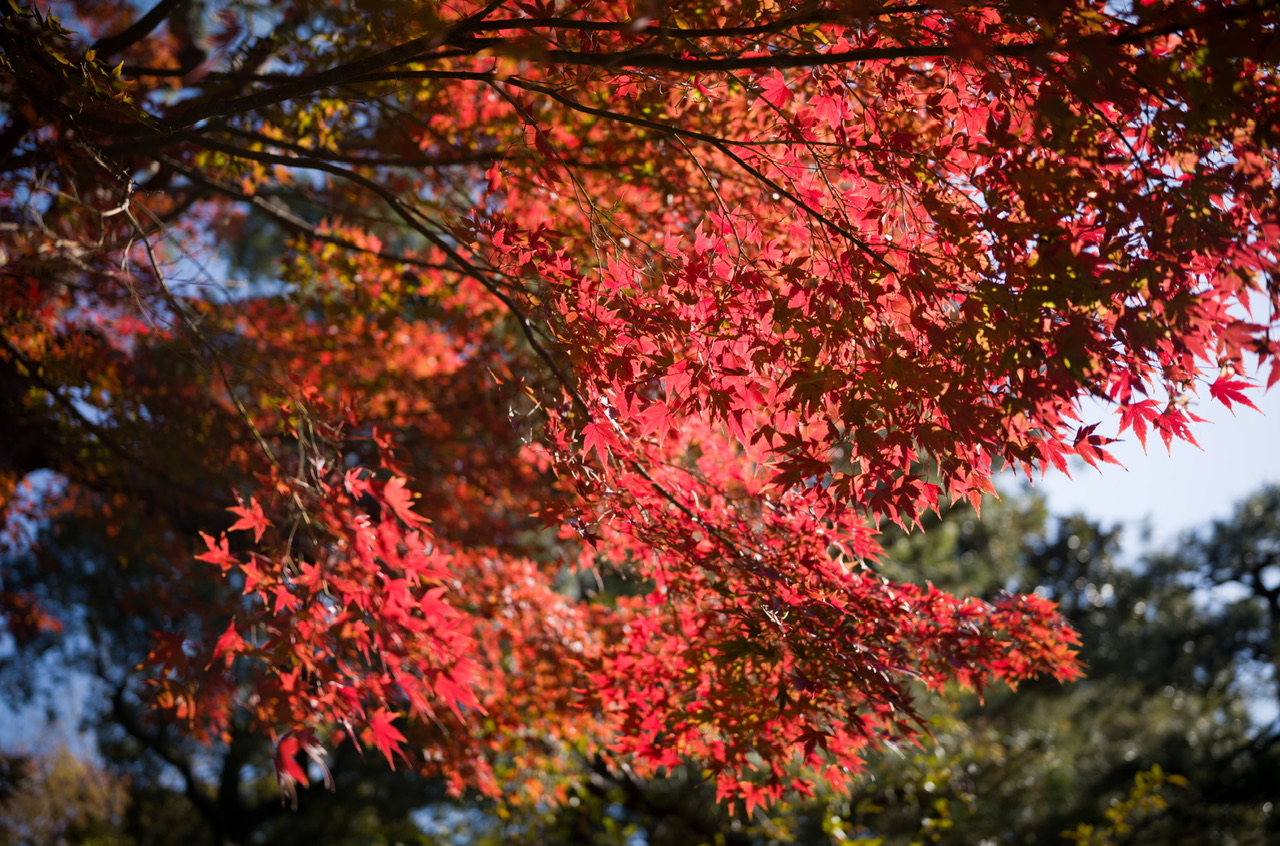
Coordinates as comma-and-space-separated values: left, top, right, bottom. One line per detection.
0, 745, 129, 846
808, 484, 1279, 845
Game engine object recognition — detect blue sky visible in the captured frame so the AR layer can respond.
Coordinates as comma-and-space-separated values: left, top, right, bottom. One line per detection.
1007, 383, 1280, 548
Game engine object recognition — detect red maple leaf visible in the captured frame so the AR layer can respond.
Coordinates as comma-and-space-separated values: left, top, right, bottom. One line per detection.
382, 476, 425, 524
1208, 376, 1261, 414
581, 420, 621, 463
227, 498, 268, 542
273, 734, 310, 792
365, 708, 408, 768
758, 73, 793, 107
210, 618, 245, 667
195, 532, 236, 571
1117, 399, 1162, 451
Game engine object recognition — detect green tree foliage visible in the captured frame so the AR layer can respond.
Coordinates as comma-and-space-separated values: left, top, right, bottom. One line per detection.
0, 745, 129, 846
1062, 766, 1191, 846
811, 486, 1279, 845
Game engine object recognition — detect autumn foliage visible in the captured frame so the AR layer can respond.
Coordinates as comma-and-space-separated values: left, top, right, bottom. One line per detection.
1, 0, 1278, 809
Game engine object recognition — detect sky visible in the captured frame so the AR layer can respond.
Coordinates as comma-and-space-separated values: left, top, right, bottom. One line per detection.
1004, 382, 1280, 550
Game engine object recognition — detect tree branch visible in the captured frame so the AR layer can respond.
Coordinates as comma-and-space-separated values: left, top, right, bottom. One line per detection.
91, 0, 186, 59
109, 684, 221, 833
173, 139, 593, 415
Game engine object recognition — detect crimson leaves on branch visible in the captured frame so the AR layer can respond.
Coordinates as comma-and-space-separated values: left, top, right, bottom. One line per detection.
1, 0, 1277, 810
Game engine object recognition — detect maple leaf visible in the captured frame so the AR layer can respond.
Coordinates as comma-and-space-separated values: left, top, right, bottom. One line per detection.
433, 672, 482, 720
757, 73, 793, 108
210, 618, 245, 667
1154, 407, 1204, 455
195, 532, 236, 571
344, 467, 375, 499
365, 708, 408, 769
274, 735, 311, 793
581, 420, 621, 463
1208, 376, 1261, 414
382, 476, 426, 524
1117, 399, 1162, 451
272, 730, 331, 805
227, 498, 269, 543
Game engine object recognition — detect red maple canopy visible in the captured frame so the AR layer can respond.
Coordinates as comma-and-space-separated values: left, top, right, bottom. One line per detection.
1, 0, 1277, 807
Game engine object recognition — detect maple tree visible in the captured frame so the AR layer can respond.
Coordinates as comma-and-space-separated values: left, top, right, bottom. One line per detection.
2, 0, 1278, 817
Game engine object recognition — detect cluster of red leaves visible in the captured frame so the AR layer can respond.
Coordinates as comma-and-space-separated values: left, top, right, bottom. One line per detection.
535, 403, 1081, 806
1, 0, 1278, 811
